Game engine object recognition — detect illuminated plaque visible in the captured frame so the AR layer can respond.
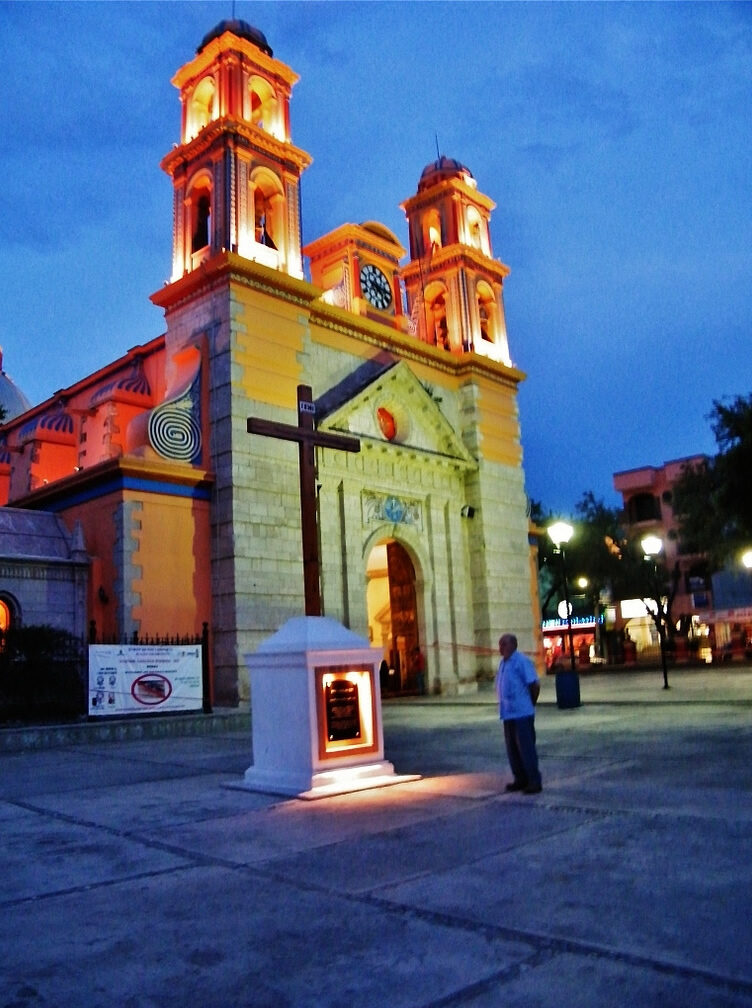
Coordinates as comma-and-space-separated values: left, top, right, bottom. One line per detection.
316, 665, 378, 760
325, 678, 361, 742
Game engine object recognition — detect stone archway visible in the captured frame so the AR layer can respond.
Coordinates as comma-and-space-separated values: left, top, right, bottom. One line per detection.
366, 539, 421, 695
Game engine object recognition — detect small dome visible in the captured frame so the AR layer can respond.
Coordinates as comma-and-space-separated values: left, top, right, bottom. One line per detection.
361, 221, 401, 246
0, 348, 31, 422
418, 156, 475, 192
197, 19, 273, 57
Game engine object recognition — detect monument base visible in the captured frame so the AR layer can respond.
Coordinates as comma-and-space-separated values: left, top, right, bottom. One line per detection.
240, 616, 420, 800
239, 759, 419, 801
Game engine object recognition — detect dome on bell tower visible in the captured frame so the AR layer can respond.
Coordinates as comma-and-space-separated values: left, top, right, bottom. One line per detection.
418, 156, 475, 192
0, 348, 31, 422
197, 19, 273, 57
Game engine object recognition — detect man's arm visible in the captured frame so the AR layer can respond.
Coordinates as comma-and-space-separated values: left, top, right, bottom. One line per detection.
528, 680, 540, 706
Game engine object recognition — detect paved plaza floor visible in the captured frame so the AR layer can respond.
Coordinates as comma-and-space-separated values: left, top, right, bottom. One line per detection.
1, 667, 751, 1007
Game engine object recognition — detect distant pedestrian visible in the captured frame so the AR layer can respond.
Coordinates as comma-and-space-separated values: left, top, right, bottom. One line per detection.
496, 633, 542, 794
412, 646, 426, 695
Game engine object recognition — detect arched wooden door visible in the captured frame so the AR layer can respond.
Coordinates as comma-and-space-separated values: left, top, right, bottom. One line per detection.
386, 542, 419, 692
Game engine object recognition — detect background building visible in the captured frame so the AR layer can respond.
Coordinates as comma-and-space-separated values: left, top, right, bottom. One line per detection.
613, 456, 713, 660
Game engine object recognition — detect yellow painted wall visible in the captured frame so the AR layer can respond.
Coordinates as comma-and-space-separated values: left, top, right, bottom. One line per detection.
62, 492, 124, 640
127, 491, 211, 635
233, 285, 306, 409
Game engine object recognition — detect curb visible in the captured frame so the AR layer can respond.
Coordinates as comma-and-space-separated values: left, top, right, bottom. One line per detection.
0, 709, 251, 753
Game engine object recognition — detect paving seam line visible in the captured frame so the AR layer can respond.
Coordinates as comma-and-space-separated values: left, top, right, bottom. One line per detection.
417, 946, 557, 1008
358, 895, 752, 998
5, 797, 750, 999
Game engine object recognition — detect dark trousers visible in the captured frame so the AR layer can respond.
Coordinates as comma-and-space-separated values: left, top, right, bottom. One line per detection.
503, 715, 541, 789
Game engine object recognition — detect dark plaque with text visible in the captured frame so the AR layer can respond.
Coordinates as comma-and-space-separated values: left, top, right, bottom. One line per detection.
325, 679, 361, 742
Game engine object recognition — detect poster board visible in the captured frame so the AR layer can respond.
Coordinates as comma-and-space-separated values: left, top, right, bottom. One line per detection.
88, 644, 203, 717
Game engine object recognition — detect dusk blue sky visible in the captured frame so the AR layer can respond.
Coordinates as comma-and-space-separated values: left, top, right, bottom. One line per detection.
2, 1, 751, 514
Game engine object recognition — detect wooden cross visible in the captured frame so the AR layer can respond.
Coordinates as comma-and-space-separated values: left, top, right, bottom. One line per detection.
247, 385, 360, 617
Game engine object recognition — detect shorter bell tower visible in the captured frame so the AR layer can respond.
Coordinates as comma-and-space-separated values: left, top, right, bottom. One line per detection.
160, 19, 312, 280
401, 157, 512, 363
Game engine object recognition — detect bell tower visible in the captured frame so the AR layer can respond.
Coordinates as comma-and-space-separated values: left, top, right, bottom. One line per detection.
160, 19, 311, 280
150, 20, 317, 706
400, 157, 512, 364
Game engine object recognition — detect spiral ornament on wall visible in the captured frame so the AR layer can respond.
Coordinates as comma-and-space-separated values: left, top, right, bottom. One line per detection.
148, 395, 202, 462
147, 357, 202, 463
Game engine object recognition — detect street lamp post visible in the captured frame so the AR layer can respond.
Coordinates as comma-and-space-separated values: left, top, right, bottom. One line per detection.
641, 534, 670, 690
548, 521, 581, 709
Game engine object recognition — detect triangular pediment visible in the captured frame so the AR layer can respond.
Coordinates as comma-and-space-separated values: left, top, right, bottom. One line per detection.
318, 360, 475, 469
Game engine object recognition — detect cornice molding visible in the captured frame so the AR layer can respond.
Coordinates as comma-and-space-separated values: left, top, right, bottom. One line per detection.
161, 119, 311, 177
401, 246, 510, 283
309, 303, 525, 386
400, 177, 496, 215
9, 455, 215, 512
150, 252, 316, 312
171, 32, 299, 92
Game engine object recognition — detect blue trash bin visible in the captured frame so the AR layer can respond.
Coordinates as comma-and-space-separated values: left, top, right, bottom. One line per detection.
555, 670, 581, 709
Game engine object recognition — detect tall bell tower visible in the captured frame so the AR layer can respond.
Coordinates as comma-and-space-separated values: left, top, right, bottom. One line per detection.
160, 19, 311, 281
151, 20, 316, 705
400, 157, 512, 365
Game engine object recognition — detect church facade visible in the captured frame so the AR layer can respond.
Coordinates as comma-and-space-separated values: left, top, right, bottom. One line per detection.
0, 20, 541, 705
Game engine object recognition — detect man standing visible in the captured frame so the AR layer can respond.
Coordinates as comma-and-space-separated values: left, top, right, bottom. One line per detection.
497, 633, 542, 794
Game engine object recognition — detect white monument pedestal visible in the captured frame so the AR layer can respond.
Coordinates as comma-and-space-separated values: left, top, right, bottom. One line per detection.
241, 616, 419, 800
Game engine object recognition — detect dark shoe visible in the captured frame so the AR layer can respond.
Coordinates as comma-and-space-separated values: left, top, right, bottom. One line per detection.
523, 784, 542, 795
505, 781, 525, 792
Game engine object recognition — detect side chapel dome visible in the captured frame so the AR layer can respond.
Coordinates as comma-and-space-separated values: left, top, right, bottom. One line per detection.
197, 19, 273, 57
0, 348, 32, 421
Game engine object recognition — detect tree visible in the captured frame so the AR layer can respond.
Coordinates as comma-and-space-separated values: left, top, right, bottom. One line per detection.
673, 394, 752, 570
529, 499, 558, 617
535, 493, 624, 621
569, 492, 626, 612
536, 492, 682, 657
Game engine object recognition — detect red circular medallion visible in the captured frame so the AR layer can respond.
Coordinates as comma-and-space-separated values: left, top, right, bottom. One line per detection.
376, 407, 396, 441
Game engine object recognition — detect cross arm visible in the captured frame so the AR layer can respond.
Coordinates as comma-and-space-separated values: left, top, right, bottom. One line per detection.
246, 417, 360, 454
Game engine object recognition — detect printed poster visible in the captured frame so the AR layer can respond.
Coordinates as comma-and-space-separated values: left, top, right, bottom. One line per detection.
89, 644, 203, 716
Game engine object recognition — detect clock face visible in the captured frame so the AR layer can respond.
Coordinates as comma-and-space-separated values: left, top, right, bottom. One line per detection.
359, 263, 392, 310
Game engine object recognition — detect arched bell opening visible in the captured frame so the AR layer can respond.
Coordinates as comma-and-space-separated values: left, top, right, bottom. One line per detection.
187, 173, 213, 269
476, 280, 498, 346
186, 76, 216, 141
247, 74, 282, 138
465, 205, 490, 255
420, 208, 442, 257
424, 281, 450, 350
249, 168, 285, 268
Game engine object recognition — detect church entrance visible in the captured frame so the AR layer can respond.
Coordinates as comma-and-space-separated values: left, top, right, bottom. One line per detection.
366, 540, 422, 696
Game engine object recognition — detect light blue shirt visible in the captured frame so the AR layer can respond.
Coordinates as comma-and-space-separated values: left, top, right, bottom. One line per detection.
496, 649, 538, 720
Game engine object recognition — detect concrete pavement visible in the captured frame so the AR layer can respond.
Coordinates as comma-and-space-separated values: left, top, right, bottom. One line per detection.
2, 666, 751, 1007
